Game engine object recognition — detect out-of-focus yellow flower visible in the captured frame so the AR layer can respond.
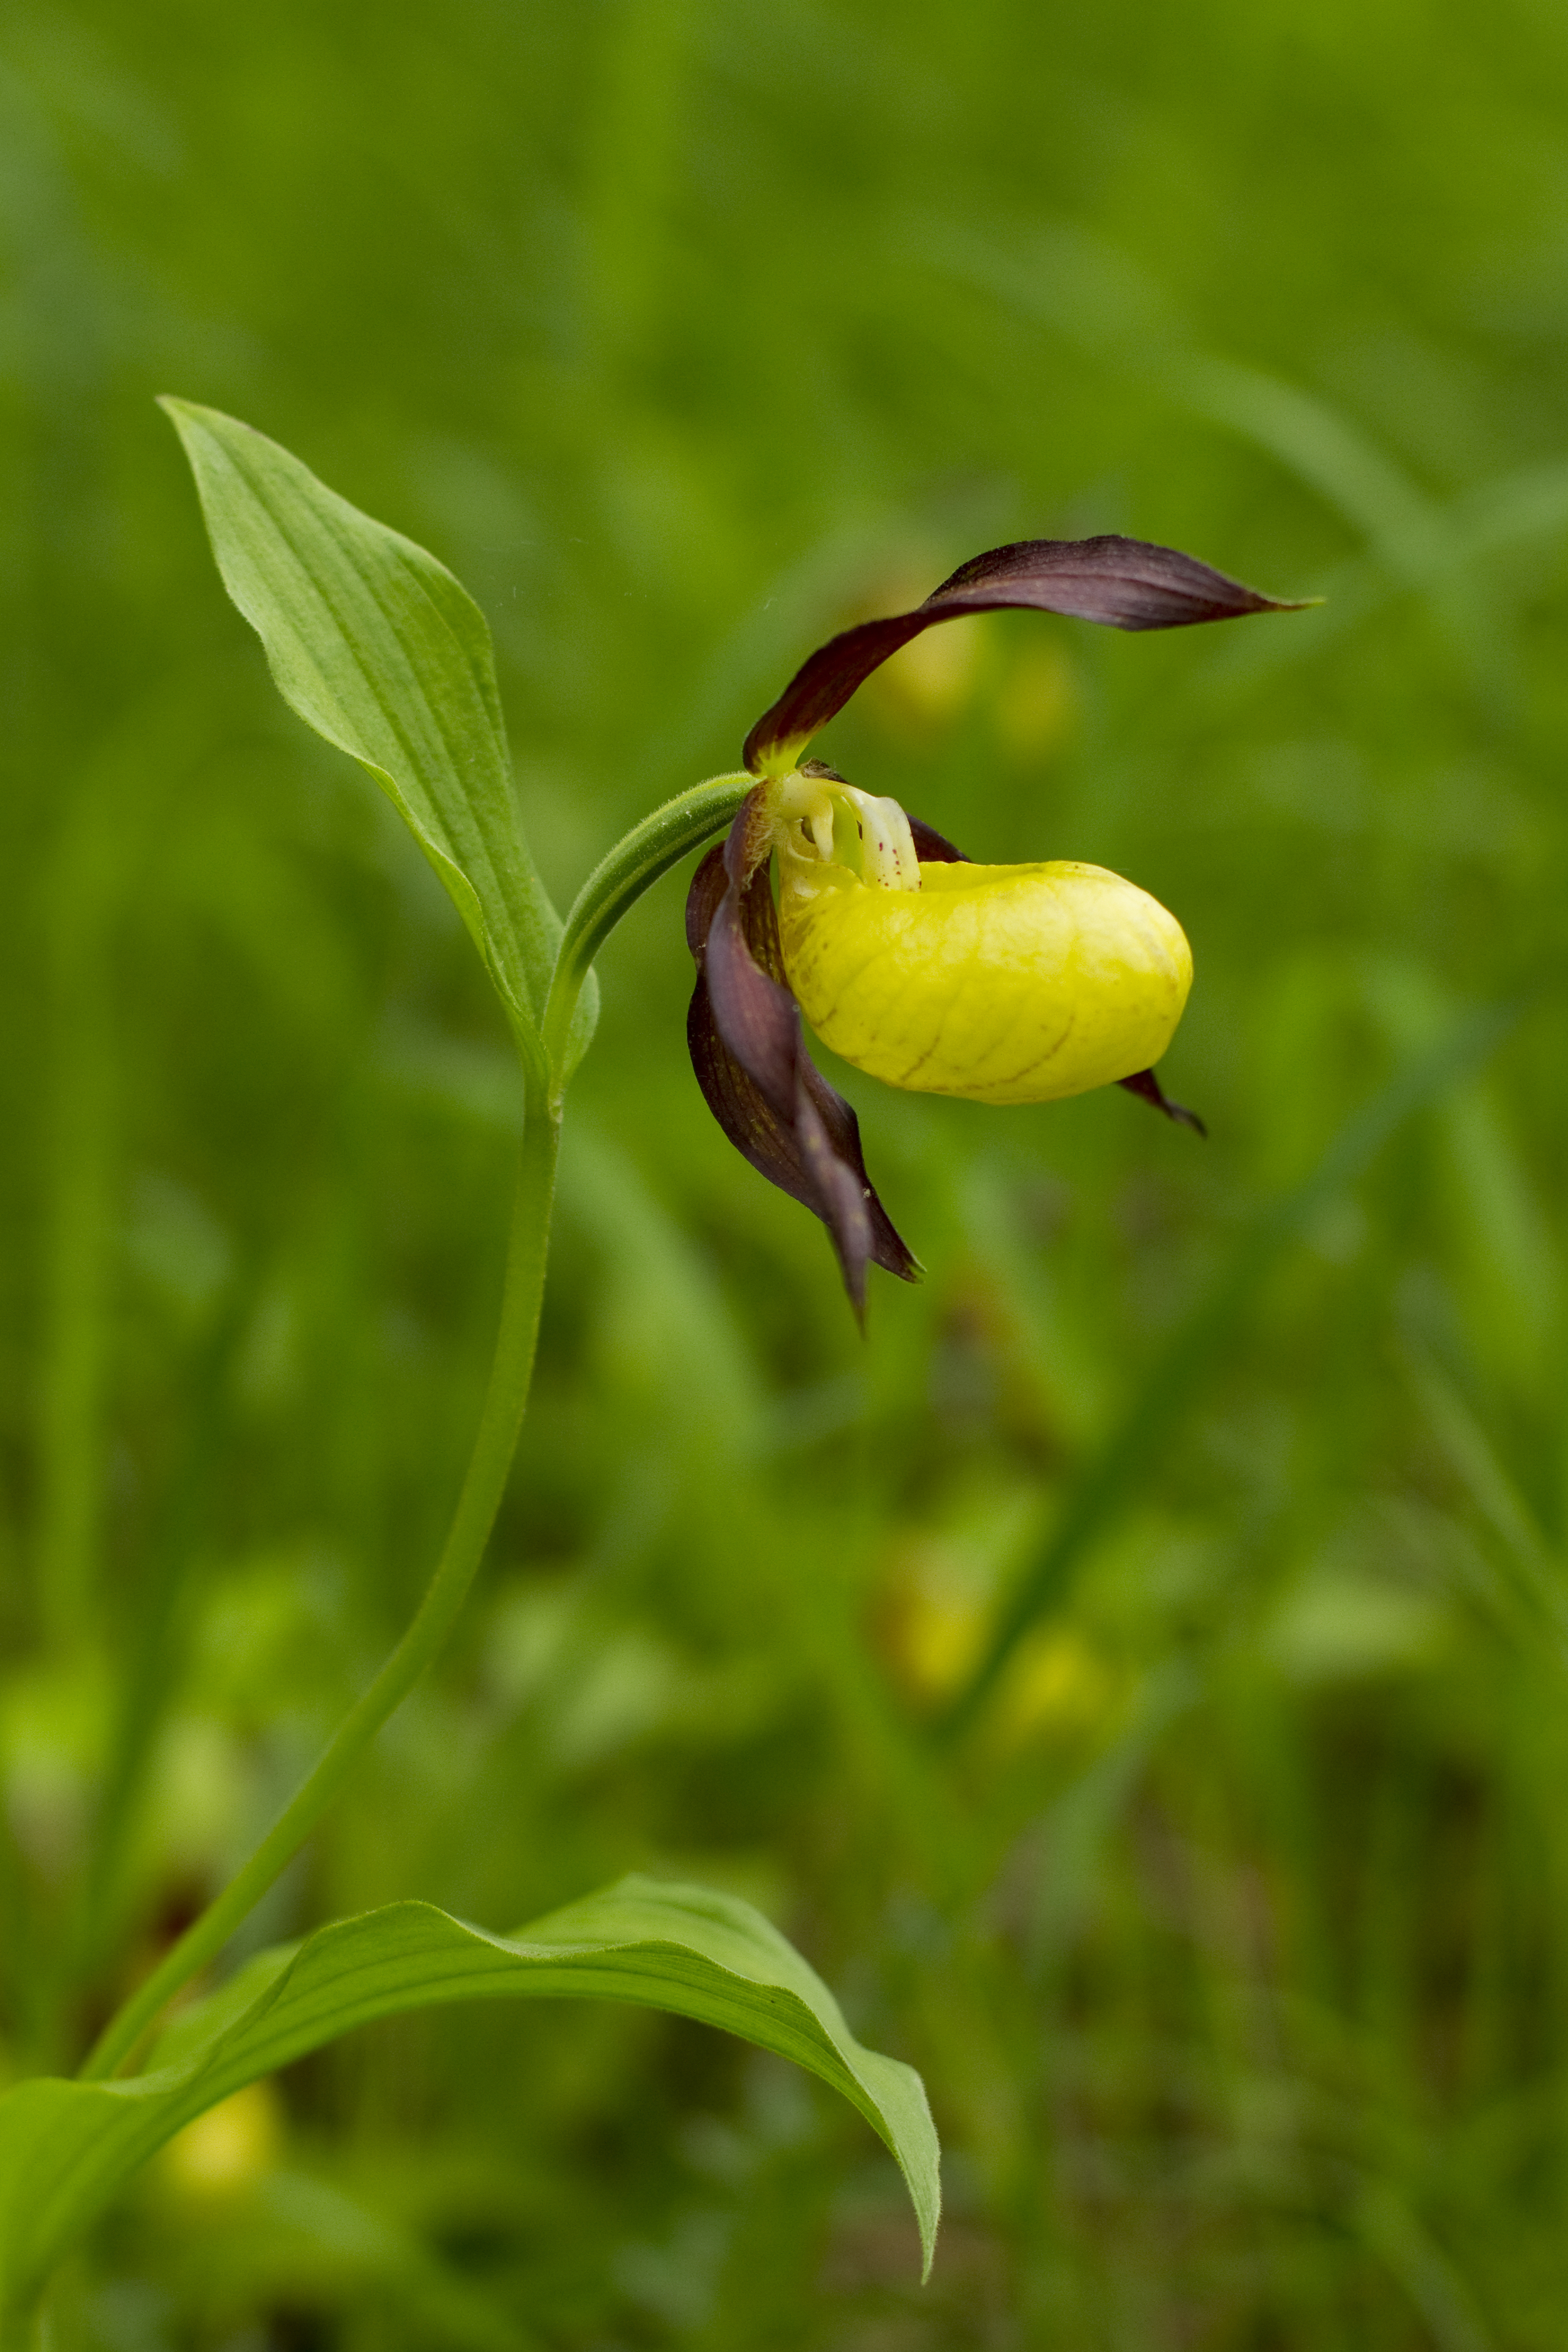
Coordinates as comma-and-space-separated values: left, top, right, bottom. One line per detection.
988, 1628, 1120, 1751
158, 2079, 283, 2201
878, 1547, 1119, 1747
863, 593, 985, 731
993, 640, 1078, 761
686, 532, 1302, 1313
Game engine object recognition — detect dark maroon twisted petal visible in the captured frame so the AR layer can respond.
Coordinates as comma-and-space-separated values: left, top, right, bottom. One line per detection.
684, 809, 916, 1320
907, 817, 968, 864
1116, 1066, 1207, 1135
743, 532, 1305, 773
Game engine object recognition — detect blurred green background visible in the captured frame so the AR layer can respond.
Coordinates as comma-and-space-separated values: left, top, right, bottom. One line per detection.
4, 0, 1568, 2343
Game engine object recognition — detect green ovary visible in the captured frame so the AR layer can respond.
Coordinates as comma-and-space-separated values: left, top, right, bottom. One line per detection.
776, 860, 1193, 1105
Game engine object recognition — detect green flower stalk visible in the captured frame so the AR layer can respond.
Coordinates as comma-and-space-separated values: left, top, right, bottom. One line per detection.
687, 534, 1303, 1315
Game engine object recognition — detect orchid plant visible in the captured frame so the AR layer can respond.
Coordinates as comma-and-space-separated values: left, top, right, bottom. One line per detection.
0, 405, 1300, 2339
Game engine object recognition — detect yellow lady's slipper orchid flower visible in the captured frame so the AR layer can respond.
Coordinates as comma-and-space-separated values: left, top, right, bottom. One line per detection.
776, 824, 1192, 1108
687, 532, 1303, 1315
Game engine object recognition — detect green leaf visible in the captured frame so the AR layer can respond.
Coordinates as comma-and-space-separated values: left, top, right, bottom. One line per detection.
0, 1877, 940, 2316
160, 399, 559, 1049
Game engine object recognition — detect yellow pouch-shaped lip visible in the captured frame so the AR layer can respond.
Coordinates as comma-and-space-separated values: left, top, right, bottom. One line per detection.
777, 859, 1193, 1105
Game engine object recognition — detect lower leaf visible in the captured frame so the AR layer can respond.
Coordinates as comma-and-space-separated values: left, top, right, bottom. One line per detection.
0, 1876, 939, 2318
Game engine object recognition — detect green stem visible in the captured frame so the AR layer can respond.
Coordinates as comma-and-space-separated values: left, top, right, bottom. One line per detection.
542, 771, 750, 1088
78, 1093, 561, 2082
75, 771, 740, 2084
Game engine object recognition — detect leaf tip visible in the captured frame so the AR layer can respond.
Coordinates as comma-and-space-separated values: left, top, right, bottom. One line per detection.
911, 2150, 942, 2281
157, 396, 216, 464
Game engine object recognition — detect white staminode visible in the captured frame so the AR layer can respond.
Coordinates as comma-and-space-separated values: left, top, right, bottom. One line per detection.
841, 787, 920, 889
774, 771, 920, 893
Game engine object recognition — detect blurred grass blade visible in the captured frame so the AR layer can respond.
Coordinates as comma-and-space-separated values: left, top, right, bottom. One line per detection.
160, 400, 559, 1045
1354, 2182, 1496, 2352
239, 2170, 549, 2349
1403, 1348, 1568, 1666
940, 995, 1522, 1740
1172, 355, 1449, 580
0, 1877, 940, 2316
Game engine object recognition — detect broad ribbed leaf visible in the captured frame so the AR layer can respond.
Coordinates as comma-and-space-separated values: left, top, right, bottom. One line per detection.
0, 1877, 940, 2316
161, 399, 559, 1041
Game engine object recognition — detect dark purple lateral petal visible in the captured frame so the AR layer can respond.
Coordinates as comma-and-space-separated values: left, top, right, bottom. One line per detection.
1118, 1066, 1207, 1136
704, 880, 802, 1124
723, 781, 778, 891
907, 817, 969, 865
684, 839, 731, 958
743, 534, 1308, 773
797, 1056, 918, 1288
686, 969, 830, 1224
684, 827, 918, 1317
686, 975, 918, 1311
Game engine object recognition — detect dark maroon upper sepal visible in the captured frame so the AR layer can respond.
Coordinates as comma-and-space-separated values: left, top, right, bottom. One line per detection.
743, 533, 1306, 774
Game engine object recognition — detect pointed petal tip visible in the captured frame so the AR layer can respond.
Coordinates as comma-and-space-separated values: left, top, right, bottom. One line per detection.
1118, 1067, 1207, 1135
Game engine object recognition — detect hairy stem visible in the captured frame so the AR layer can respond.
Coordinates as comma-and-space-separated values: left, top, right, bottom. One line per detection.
78, 1092, 561, 2081
542, 771, 750, 1088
